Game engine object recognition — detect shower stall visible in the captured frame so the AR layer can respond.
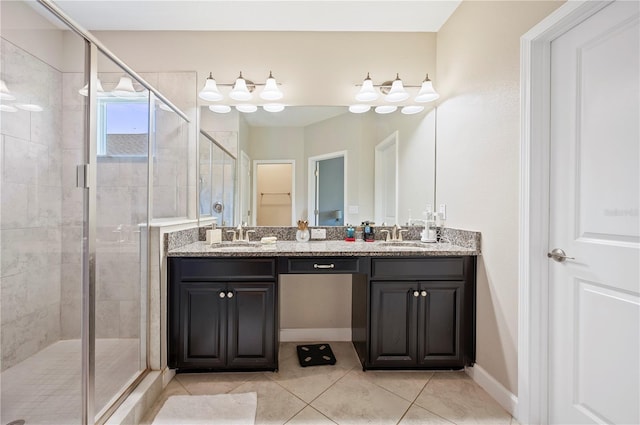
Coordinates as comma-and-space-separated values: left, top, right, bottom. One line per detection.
0, 1, 190, 424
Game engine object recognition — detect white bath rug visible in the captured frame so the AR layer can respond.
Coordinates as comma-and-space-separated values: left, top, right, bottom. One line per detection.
152, 392, 257, 425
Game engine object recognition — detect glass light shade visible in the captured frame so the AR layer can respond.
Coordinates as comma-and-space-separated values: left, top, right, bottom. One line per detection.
385, 78, 409, 102
0, 104, 18, 112
263, 103, 285, 113
235, 104, 257, 113
112, 76, 138, 97
355, 75, 378, 102
198, 75, 223, 101
209, 104, 231, 113
260, 73, 283, 101
15, 103, 43, 112
401, 105, 425, 115
374, 105, 397, 114
0, 80, 16, 101
229, 75, 252, 101
415, 79, 440, 103
78, 78, 105, 97
348, 104, 371, 114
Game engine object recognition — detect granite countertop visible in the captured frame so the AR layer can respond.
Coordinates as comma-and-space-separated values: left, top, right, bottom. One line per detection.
167, 239, 479, 257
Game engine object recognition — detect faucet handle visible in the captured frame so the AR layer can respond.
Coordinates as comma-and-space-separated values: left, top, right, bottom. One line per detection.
245, 229, 256, 241
380, 229, 390, 242
226, 229, 237, 242
398, 229, 408, 241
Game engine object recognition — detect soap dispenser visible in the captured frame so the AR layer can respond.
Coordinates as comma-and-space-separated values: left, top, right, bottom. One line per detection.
206, 218, 222, 244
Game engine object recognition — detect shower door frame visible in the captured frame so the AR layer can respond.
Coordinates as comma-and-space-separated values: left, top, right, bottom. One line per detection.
35, 1, 191, 423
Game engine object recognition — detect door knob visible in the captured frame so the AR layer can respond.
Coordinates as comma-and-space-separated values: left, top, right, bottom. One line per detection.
413, 291, 420, 297
421, 290, 427, 297
226, 291, 234, 298
219, 292, 226, 298
547, 248, 575, 263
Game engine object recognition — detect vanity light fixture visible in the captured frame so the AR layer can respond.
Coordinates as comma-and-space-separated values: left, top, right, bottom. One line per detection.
200, 71, 285, 112
112, 76, 139, 97
1, 79, 43, 112
352, 72, 439, 114
355, 73, 378, 102
198, 73, 224, 101
0, 104, 18, 112
414, 74, 440, 103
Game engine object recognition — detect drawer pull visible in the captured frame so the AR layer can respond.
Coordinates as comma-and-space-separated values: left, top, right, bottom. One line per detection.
313, 264, 335, 269
421, 290, 427, 297
227, 291, 234, 298
219, 292, 226, 299
413, 291, 420, 297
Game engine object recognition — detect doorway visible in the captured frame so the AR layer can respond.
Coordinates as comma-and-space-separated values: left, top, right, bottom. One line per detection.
308, 151, 347, 226
520, 1, 640, 423
253, 160, 295, 226
374, 131, 399, 226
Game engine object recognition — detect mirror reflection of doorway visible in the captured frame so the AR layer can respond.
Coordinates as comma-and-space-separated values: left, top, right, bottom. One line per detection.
374, 132, 398, 225
254, 161, 294, 226
308, 151, 346, 226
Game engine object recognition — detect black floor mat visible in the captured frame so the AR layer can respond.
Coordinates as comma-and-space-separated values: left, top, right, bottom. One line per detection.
296, 343, 337, 367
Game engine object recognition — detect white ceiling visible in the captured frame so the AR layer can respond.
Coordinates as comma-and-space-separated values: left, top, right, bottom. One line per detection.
53, 0, 461, 32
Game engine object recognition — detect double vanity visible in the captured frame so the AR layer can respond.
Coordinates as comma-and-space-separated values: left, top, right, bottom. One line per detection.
167, 227, 479, 373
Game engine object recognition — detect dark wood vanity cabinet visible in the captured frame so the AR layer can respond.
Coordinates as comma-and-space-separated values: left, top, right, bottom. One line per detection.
168, 257, 277, 371
361, 256, 476, 369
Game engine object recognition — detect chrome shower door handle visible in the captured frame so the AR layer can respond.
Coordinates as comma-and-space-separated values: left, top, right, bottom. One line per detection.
547, 248, 575, 263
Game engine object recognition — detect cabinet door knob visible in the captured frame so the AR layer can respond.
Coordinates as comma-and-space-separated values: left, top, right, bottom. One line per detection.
227, 291, 234, 298
421, 290, 427, 297
219, 292, 226, 298
413, 291, 420, 297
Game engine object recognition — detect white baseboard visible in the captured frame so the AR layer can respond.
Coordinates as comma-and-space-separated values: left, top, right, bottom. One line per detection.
280, 328, 352, 342
465, 364, 518, 417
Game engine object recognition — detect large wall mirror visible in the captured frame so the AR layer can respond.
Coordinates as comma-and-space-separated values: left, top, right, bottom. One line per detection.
199, 105, 436, 227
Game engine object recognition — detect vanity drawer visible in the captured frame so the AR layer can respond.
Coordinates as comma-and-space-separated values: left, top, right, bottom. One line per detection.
371, 257, 466, 280
172, 257, 276, 281
285, 257, 361, 273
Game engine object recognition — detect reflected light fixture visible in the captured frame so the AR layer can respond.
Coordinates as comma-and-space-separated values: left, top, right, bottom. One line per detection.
198, 73, 223, 101
229, 72, 253, 101
15, 103, 44, 112
209, 104, 231, 114
355, 73, 378, 102
348, 104, 371, 114
0, 104, 18, 112
236, 104, 258, 113
375, 105, 397, 114
401, 105, 425, 115
78, 78, 105, 97
263, 103, 286, 113
112, 76, 138, 97
260, 72, 283, 101
415, 74, 440, 103
0, 80, 16, 101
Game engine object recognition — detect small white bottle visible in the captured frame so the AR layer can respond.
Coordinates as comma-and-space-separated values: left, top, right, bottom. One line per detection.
206, 218, 222, 244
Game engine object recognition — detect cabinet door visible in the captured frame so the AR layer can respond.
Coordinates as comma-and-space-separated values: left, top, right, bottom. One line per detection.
417, 281, 464, 366
370, 281, 418, 367
179, 283, 227, 368
227, 282, 276, 369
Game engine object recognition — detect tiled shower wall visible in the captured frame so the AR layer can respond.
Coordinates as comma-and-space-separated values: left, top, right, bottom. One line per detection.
1, 38, 63, 370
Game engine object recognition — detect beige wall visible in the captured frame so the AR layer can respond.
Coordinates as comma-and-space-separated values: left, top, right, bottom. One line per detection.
256, 163, 294, 226
435, 0, 563, 394
75, 31, 437, 106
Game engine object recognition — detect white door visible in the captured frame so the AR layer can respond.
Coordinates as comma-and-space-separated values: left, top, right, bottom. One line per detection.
549, 1, 639, 424
374, 132, 398, 225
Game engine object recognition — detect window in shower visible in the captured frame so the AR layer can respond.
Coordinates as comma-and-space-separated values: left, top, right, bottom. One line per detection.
98, 98, 150, 157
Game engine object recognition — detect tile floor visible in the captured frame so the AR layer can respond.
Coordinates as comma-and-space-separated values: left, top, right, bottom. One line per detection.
0, 339, 141, 425
142, 342, 517, 425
